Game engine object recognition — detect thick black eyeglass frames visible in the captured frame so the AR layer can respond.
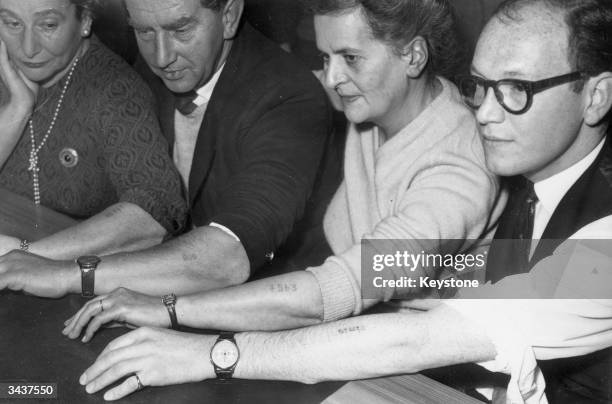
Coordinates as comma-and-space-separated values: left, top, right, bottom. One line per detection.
456, 72, 584, 114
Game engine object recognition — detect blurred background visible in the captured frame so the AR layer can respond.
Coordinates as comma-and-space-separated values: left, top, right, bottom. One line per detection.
93, 0, 506, 76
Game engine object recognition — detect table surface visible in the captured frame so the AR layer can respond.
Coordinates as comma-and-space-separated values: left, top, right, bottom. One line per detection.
0, 188, 481, 403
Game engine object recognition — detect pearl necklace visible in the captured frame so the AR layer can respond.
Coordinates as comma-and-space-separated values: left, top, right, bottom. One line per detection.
28, 57, 80, 205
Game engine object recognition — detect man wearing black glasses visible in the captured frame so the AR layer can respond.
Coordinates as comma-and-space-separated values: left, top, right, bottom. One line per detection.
456, 0, 612, 401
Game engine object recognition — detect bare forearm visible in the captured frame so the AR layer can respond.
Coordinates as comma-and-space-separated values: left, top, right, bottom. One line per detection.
177, 271, 324, 331
29, 203, 166, 259
77, 226, 250, 296
76, 306, 495, 399
234, 305, 496, 383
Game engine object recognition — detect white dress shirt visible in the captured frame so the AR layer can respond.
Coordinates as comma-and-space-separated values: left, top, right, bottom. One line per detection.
173, 64, 225, 187
531, 138, 606, 242
445, 139, 611, 404
172, 64, 240, 242
447, 216, 612, 404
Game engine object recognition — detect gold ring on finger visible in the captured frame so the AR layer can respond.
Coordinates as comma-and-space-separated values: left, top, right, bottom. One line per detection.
134, 373, 144, 391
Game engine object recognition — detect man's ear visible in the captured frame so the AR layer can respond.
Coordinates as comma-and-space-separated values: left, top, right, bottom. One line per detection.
584, 72, 612, 126
400, 36, 429, 79
222, 0, 244, 40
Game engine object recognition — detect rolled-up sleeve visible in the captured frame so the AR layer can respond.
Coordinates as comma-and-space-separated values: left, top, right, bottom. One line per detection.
210, 84, 330, 270
444, 216, 612, 403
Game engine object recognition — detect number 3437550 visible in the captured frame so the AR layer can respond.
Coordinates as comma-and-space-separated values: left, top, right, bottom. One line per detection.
1, 383, 57, 399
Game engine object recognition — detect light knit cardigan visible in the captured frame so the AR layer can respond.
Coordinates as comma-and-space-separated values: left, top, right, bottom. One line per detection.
307, 77, 501, 321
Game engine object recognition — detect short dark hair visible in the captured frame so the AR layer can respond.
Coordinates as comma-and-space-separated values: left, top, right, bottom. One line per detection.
496, 0, 612, 84
200, 0, 229, 11
69, 0, 101, 19
306, 0, 462, 79
122, 0, 229, 15
495, 0, 612, 122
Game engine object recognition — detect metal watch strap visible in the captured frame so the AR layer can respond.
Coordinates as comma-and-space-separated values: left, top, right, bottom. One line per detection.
161, 293, 178, 329
214, 332, 238, 380
77, 256, 100, 298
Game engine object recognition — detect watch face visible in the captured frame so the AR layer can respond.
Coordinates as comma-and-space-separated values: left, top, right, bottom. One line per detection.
77, 255, 101, 267
211, 339, 239, 369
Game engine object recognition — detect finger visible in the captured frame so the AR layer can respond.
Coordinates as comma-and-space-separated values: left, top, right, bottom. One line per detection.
0, 40, 10, 75
103, 373, 145, 401
63, 296, 106, 337
64, 315, 74, 326
72, 300, 109, 340
84, 357, 144, 395
0, 41, 37, 106
63, 299, 98, 333
1, 272, 23, 291
0, 40, 20, 89
82, 308, 125, 343
80, 339, 146, 387
100, 322, 128, 329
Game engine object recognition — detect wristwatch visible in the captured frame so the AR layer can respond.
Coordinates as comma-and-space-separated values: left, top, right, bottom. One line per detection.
77, 255, 101, 298
210, 332, 240, 380
161, 293, 178, 329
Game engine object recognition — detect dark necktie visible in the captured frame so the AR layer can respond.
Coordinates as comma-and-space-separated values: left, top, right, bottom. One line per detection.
486, 177, 539, 283
175, 91, 198, 115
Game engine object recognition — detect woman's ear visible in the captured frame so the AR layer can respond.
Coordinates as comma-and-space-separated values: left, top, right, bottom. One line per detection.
583, 72, 612, 126
222, 0, 244, 40
401, 36, 429, 78
80, 11, 93, 37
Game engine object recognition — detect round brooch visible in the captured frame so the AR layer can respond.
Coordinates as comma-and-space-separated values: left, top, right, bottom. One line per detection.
59, 148, 79, 168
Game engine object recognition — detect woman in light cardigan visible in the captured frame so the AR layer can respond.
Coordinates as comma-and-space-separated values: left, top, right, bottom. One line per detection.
66, 0, 501, 396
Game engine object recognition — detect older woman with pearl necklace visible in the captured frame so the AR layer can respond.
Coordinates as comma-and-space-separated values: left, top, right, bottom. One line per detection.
0, 0, 186, 264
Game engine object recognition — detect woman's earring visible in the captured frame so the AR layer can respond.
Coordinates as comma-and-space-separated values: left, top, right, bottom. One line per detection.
83, 29, 90, 36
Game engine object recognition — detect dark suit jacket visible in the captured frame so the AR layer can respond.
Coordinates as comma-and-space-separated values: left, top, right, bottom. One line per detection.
139, 23, 340, 273
488, 134, 612, 403
534, 136, 612, 404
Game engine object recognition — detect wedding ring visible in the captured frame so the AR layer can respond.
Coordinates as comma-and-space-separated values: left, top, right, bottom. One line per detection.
99, 300, 104, 312
134, 373, 144, 391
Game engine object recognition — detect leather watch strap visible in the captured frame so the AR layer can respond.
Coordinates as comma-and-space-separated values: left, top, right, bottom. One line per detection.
77, 256, 101, 298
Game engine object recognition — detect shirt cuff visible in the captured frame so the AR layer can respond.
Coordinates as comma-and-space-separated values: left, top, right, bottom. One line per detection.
443, 299, 547, 404
209, 222, 241, 242
307, 256, 361, 322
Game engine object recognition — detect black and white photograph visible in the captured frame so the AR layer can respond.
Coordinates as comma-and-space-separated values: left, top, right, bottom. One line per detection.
0, 0, 611, 403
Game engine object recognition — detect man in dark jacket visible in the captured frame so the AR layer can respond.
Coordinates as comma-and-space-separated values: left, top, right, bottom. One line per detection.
0, 0, 338, 298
